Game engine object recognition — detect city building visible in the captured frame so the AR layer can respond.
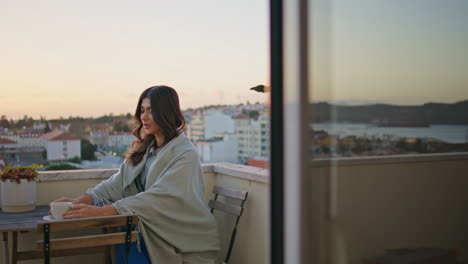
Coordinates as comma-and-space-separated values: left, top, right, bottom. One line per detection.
43, 131, 81, 161
0, 156, 5, 171
87, 124, 113, 148
185, 123, 193, 140
247, 157, 269, 169
32, 122, 47, 131
189, 110, 235, 141
194, 134, 238, 163
234, 114, 270, 164
0, 138, 18, 152
108, 132, 134, 150
189, 114, 204, 141
89, 130, 109, 148
0, 134, 45, 166
17, 133, 44, 150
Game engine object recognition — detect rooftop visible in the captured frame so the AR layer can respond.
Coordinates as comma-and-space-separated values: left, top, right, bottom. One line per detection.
43, 131, 80, 141
0, 138, 17, 144
232, 114, 249, 120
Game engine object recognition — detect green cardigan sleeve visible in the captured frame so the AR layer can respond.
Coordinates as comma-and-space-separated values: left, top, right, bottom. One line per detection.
87, 162, 128, 204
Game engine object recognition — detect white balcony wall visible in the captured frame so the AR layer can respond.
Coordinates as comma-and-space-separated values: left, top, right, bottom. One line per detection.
1, 154, 467, 264
311, 153, 468, 264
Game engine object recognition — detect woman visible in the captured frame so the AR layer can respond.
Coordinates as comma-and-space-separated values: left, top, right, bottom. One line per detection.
53, 85, 221, 263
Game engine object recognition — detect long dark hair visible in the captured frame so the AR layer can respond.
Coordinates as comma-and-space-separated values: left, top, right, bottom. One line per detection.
126, 85, 186, 165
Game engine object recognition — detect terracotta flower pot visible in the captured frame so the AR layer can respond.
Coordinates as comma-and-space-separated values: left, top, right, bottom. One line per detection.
0, 179, 36, 212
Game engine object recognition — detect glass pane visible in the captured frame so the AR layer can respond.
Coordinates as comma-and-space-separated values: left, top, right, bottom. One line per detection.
310, 0, 468, 158
308, 0, 468, 263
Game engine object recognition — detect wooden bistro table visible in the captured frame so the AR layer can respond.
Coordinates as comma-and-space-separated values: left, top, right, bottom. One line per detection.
0, 205, 49, 264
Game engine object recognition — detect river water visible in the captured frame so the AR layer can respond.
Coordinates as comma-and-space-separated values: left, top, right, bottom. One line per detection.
312, 123, 468, 144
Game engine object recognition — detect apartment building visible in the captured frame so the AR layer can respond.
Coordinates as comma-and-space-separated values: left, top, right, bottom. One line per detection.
108, 132, 134, 150
18, 134, 44, 150
234, 114, 270, 163
0, 156, 5, 171
0, 138, 18, 151
189, 110, 235, 141
189, 114, 205, 141
43, 131, 81, 161
0, 131, 45, 150
194, 134, 238, 163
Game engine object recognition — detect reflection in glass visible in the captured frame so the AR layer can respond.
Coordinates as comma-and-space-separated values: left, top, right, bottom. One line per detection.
310, 0, 468, 158
307, 1, 468, 264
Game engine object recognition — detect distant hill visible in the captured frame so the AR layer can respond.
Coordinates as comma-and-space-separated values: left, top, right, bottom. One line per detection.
311, 100, 468, 125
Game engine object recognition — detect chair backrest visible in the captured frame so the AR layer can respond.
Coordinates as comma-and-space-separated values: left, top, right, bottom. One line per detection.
37, 215, 139, 264
209, 186, 248, 264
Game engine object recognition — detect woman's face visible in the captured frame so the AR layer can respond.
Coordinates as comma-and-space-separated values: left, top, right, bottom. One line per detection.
140, 98, 161, 137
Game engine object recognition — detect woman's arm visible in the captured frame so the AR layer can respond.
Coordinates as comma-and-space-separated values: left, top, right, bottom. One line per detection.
50, 161, 129, 218
50, 194, 118, 219
87, 162, 128, 203
62, 204, 118, 219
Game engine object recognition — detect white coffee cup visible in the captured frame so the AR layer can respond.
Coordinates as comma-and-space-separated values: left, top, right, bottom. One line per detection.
50, 202, 73, 220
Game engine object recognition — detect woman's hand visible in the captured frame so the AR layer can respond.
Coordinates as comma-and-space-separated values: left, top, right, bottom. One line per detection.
51, 197, 80, 205
48, 197, 80, 215
62, 204, 118, 219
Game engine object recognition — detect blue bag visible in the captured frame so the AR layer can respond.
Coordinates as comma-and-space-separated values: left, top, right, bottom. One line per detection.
116, 238, 151, 264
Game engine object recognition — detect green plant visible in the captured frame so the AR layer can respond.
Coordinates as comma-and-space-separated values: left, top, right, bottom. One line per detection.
45, 164, 79, 171
66, 157, 82, 164
0, 164, 43, 184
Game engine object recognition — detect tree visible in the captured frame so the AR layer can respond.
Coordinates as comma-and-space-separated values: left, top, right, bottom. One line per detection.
66, 157, 82, 164
44, 123, 51, 133
395, 139, 407, 150
16, 115, 33, 128
113, 122, 131, 132
81, 139, 97, 160
249, 110, 260, 120
0, 115, 10, 128
414, 139, 427, 153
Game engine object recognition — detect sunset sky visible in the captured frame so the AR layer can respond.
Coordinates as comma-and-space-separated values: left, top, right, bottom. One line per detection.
1, 0, 467, 119
311, 0, 468, 105
0, 0, 269, 119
